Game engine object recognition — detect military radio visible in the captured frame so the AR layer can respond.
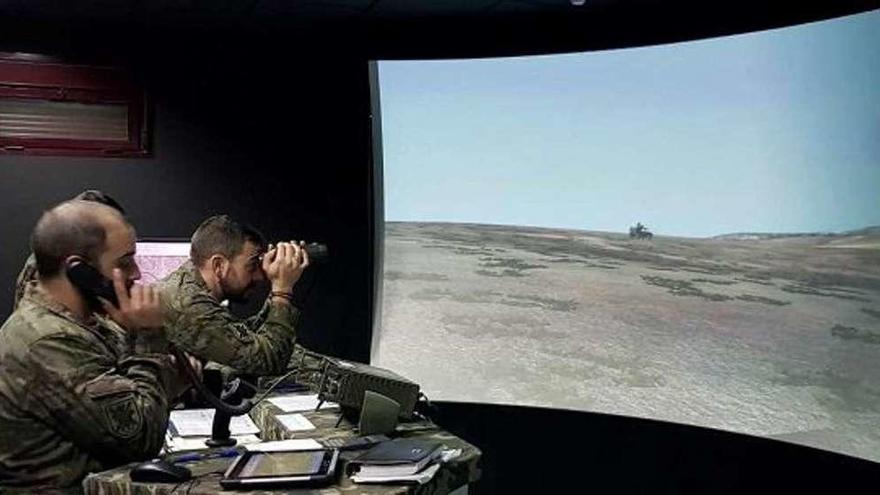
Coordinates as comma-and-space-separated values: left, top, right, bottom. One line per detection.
285, 345, 329, 387
278, 346, 422, 420
314, 357, 421, 420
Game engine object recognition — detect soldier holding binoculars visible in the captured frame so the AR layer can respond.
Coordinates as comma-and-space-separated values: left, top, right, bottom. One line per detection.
157, 215, 311, 376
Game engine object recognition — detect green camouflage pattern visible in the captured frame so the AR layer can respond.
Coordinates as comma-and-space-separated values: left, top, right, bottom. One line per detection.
0, 283, 182, 493
157, 261, 300, 375
248, 393, 357, 442
12, 253, 37, 310
84, 391, 481, 495
253, 345, 335, 398
284, 345, 333, 389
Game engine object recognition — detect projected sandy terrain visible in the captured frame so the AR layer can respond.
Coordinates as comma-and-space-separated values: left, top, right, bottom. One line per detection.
376, 222, 880, 461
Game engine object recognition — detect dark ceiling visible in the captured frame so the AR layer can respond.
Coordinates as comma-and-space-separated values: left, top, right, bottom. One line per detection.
0, 1, 878, 59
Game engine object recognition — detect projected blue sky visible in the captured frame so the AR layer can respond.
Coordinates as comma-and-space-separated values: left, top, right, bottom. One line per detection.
379, 11, 880, 238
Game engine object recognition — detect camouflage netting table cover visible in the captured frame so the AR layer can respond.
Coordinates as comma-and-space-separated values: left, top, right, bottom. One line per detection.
83, 393, 481, 495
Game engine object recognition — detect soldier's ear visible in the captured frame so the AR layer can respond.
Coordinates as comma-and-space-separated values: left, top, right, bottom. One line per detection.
209, 254, 229, 278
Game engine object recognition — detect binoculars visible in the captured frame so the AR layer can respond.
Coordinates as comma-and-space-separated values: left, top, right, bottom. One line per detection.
303, 242, 329, 263
257, 242, 328, 264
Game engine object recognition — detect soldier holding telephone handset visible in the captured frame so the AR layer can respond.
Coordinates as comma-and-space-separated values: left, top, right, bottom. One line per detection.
0, 200, 192, 493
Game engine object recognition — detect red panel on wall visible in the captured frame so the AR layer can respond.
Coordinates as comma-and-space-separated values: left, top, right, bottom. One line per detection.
0, 54, 149, 157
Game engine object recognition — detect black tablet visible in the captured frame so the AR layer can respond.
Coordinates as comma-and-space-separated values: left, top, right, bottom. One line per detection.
219, 449, 339, 489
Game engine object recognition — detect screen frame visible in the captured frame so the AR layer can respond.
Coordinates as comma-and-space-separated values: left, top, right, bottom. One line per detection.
221, 449, 339, 487
134, 238, 191, 284
368, 60, 386, 365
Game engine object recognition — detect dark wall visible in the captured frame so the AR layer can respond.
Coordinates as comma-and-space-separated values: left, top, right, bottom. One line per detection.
434, 401, 880, 494
0, 48, 375, 363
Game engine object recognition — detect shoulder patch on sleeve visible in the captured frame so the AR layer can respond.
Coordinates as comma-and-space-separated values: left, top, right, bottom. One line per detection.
102, 394, 143, 439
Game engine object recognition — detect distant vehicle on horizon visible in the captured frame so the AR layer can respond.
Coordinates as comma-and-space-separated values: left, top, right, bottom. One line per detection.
629, 222, 653, 240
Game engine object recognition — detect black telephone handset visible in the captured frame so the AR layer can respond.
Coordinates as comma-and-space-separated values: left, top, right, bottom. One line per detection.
66, 260, 119, 308
173, 346, 255, 417
67, 260, 255, 420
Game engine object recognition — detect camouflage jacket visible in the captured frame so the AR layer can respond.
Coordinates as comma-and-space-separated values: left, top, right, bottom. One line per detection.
0, 283, 180, 494
11, 253, 37, 311
157, 261, 300, 376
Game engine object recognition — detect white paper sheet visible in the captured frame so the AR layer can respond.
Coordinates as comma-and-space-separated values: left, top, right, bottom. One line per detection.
169, 409, 261, 437
267, 394, 338, 413
164, 434, 261, 453
352, 463, 441, 485
276, 413, 316, 431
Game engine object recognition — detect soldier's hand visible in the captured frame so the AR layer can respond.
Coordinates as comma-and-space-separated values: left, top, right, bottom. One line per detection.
263, 241, 310, 295
101, 268, 163, 331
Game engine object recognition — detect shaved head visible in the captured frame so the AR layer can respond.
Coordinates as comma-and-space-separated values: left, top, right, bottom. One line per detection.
32, 200, 129, 279
73, 189, 126, 215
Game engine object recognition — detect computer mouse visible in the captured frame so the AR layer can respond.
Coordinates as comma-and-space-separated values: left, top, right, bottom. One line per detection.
129, 459, 192, 483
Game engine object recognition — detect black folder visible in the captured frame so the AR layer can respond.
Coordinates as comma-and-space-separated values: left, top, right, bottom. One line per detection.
348, 438, 443, 476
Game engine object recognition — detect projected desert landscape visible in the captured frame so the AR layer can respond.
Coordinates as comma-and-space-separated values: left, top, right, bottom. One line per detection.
376, 222, 880, 461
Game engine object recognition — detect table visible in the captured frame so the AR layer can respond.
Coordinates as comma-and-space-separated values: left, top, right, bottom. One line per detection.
83, 392, 481, 495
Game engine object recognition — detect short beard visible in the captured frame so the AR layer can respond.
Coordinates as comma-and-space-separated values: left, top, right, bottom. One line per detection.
219, 277, 249, 304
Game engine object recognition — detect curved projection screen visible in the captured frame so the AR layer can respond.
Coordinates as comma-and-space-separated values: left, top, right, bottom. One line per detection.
373, 11, 880, 462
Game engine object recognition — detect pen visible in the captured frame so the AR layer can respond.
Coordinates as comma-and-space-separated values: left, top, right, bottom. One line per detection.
171, 448, 241, 463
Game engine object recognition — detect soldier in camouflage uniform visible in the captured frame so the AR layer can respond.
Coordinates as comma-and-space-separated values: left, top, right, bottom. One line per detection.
12, 189, 125, 310
0, 200, 190, 493
157, 215, 309, 376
